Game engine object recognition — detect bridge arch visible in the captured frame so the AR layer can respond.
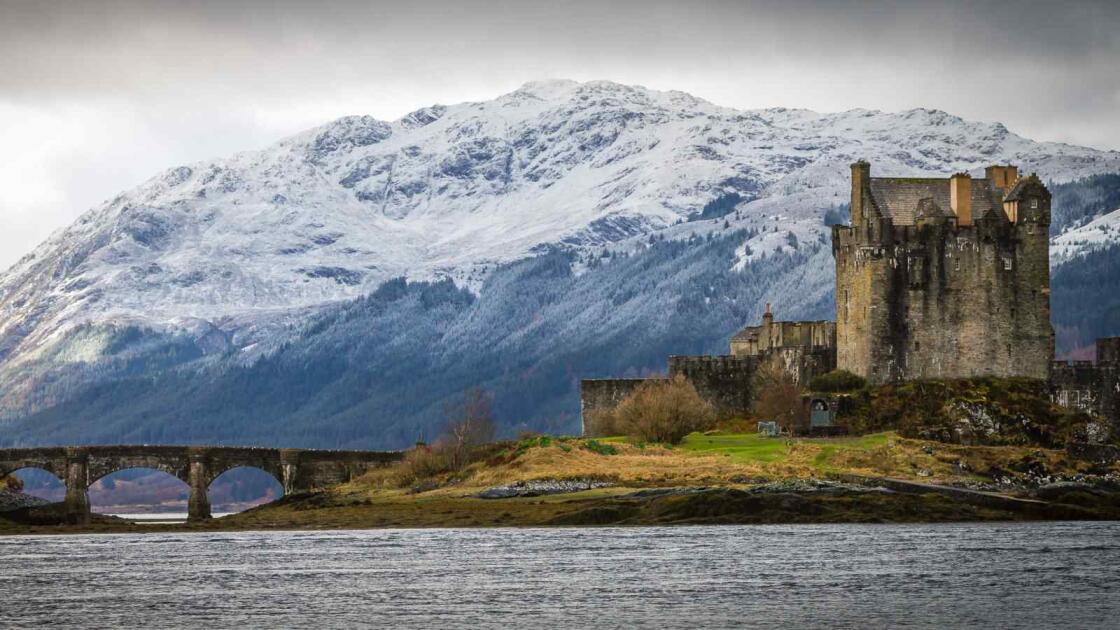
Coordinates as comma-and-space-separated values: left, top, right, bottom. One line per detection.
207, 466, 285, 514
2, 466, 66, 503
87, 467, 191, 516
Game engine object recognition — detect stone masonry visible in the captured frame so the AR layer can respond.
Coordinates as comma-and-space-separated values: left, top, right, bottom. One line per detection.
832, 162, 1053, 383
0, 445, 403, 524
1051, 338, 1120, 436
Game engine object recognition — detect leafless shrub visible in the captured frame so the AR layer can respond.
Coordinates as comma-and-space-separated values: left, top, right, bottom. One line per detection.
589, 375, 716, 444
392, 388, 498, 487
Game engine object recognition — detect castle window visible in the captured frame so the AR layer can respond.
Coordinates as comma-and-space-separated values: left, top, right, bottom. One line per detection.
1031, 198, 1039, 209
1003, 256, 1013, 271
915, 341, 920, 351
1027, 225, 1034, 234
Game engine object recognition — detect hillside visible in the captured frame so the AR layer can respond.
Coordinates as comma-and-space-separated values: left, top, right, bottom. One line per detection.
3, 80, 1120, 447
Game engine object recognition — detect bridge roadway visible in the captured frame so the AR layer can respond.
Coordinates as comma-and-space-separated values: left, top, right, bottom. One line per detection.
0, 445, 405, 524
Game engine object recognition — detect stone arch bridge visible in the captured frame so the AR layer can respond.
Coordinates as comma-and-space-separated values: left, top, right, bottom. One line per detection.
0, 445, 404, 524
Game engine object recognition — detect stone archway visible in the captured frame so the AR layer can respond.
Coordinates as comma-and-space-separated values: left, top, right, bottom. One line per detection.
206, 466, 285, 515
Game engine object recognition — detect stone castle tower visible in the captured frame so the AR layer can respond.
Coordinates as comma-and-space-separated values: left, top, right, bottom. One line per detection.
831, 161, 1054, 383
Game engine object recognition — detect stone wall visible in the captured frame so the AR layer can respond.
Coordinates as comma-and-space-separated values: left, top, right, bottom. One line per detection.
833, 168, 1052, 384
1051, 338, 1120, 435
668, 355, 756, 417
578, 345, 839, 435
579, 378, 666, 435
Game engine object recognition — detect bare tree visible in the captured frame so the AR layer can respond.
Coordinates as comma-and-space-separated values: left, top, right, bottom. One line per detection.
752, 362, 804, 433
440, 387, 497, 470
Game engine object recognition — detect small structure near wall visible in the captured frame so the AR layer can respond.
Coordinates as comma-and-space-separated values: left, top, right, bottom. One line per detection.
757, 421, 781, 437
797, 395, 850, 437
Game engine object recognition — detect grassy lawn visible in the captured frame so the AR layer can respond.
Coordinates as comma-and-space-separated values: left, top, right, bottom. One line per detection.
678, 431, 894, 466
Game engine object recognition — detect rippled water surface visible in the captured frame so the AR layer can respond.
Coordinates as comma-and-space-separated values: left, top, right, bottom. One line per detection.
2, 522, 1119, 628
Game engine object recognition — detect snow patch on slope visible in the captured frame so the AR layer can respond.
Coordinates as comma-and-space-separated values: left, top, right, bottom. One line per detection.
1051, 207, 1120, 264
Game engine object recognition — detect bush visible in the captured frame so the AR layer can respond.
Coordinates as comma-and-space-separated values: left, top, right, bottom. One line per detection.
0, 475, 23, 493
810, 369, 867, 393
395, 446, 451, 486
588, 375, 716, 444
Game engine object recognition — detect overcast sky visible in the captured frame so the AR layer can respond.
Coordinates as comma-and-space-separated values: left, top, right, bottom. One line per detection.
1, 0, 1118, 269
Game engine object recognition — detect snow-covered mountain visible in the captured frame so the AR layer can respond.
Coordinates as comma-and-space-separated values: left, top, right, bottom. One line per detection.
1052, 207, 1120, 263
3, 79, 1120, 444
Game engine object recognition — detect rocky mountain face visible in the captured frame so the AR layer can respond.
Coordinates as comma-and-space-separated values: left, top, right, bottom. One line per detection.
2, 80, 1120, 447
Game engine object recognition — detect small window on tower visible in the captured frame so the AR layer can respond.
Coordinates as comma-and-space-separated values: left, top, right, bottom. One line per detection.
1031, 198, 1039, 209
1003, 256, 1013, 271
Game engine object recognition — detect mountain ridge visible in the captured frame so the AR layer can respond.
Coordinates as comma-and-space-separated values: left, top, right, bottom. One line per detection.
3, 79, 1120, 442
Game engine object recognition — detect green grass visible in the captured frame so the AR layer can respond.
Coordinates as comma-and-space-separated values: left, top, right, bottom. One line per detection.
678, 432, 792, 463
678, 431, 893, 465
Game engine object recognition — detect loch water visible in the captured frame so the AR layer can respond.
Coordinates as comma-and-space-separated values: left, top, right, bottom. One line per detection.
2, 522, 1118, 629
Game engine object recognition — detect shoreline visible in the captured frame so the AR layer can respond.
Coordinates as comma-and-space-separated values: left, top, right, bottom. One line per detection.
6, 430, 1119, 536
5, 478, 1118, 536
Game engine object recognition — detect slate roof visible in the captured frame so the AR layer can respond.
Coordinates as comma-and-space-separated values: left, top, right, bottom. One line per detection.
730, 327, 759, 342
868, 177, 1001, 225
1003, 174, 1044, 202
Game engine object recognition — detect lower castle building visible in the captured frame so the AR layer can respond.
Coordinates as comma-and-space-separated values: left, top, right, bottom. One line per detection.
580, 161, 1117, 434
1051, 338, 1120, 431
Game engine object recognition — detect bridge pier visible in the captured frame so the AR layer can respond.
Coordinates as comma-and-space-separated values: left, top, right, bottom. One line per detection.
187, 450, 211, 521
64, 449, 90, 526
280, 449, 302, 495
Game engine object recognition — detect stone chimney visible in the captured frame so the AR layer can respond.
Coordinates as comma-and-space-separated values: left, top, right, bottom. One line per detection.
950, 172, 972, 226
850, 160, 870, 225
985, 164, 1019, 192
763, 302, 773, 325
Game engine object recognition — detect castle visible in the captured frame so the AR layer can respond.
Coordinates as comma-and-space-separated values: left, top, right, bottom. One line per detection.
581, 161, 1119, 434
834, 162, 1053, 383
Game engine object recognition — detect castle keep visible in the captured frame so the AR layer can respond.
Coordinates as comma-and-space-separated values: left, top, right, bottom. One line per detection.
833, 162, 1054, 383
